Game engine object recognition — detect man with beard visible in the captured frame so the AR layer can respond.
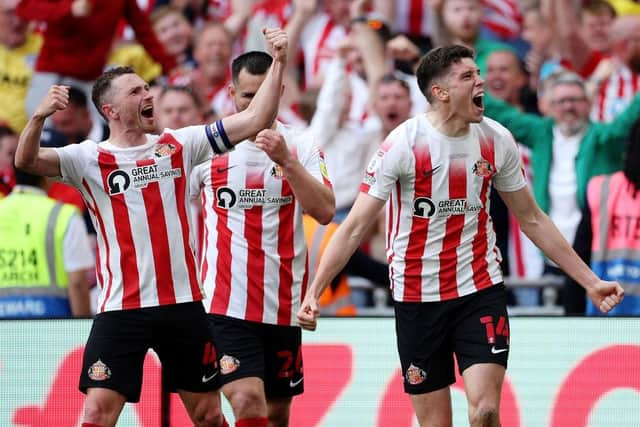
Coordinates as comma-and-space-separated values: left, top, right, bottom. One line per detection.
484, 71, 640, 314
15, 28, 289, 427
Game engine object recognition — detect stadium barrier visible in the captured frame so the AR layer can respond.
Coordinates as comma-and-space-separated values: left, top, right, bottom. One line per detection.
1, 318, 638, 426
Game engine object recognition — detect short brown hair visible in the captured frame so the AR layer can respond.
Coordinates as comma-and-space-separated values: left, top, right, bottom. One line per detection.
92, 66, 136, 121
416, 45, 475, 103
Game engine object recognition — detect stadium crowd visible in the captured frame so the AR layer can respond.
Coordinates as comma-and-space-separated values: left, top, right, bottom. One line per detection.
1, 0, 640, 317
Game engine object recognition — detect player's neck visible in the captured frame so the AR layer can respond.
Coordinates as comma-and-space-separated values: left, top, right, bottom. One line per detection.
425, 110, 470, 138
106, 126, 148, 148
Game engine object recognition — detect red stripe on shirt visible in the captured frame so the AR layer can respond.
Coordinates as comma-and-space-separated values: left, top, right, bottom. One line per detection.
244, 168, 266, 322
82, 179, 113, 313
409, 0, 424, 36
200, 190, 211, 286
168, 139, 201, 301
211, 155, 233, 314
136, 158, 176, 305
312, 19, 335, 76
438, 158, 466, 300
403, 143, 432, 301
388, 181, 403, 293
277, 180, 295, 324
471, 138, 495, 291
597, 78, 609, 122
98, 151, 141, 309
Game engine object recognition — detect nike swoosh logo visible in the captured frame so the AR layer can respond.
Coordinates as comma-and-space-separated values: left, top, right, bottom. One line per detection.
201, 372, 218, 383
422, 165, 441, 177
289, 377, 303, 388
491, 346, 508, 354
216, 165, 237, 173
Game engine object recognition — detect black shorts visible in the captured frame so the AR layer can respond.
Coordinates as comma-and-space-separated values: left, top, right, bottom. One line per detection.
209, 314, 303, 398
394, 284, 509, 394
79, 302, 220, 402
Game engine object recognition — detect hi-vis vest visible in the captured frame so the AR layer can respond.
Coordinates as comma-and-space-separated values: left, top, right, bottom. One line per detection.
587, 172, 640, 315
303, 215, 356, 316
0, 188, 77, 318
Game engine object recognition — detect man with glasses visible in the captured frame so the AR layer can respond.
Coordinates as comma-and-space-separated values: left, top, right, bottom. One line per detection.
484, 70, 640, 313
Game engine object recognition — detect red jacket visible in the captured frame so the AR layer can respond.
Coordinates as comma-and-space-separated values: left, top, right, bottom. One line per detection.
17, 0, 176, 81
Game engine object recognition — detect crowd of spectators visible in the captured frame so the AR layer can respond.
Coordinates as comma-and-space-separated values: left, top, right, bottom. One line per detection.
2, 0, 640, 316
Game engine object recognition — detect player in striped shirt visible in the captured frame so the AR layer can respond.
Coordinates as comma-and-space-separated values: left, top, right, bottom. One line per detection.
15, 28, 288, 427
191, 51, 334, 427
297, 45, 624, 427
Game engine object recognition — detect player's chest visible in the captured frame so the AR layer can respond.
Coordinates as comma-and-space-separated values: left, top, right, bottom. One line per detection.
411, 144, 497, 197
207, 151, 293, 210
94, 146, 186, 197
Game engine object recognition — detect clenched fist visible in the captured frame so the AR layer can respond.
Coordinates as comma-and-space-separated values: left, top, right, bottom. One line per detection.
34, 85, 70, 119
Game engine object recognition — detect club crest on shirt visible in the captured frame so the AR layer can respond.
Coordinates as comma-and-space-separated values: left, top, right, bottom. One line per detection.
270, 164, 284, 179
473, 158, 494, 177
219, 355, 240, 375
405, 363, 427, 385
154, 142, 177, 157
88, 359, 111, 381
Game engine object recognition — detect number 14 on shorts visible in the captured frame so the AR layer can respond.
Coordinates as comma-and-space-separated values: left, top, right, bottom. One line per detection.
480, 315, 509, 353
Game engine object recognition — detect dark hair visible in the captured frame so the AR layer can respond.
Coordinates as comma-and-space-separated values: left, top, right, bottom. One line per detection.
158, 85, 202, 109
92, 66, 136, 121
416, 45, 475, 103
581, 0, 617, 20
0, 124, 15, 140
377, 73, 411, 94
625, 118, 640, 196
67, 86, 88, 109
231, 51, 273, 84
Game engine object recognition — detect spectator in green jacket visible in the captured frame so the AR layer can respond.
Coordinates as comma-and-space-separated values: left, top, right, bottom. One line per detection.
484, 70, 640, 313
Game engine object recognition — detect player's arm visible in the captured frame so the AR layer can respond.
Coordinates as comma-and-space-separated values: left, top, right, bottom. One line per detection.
297, 193, 386, 330
14, 86, 67, 177
67, 270, 91, 317
210, 28, 288, 152
255, 129, 335, 224
498, 186, 624, 313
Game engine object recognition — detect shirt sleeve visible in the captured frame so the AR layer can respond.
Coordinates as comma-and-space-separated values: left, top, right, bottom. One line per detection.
295, 131, 332, 188
63, 213, 95, 272
171, 120, 235, 166
492, 130, 528, 192
359, 132, 408, 201
54, 142, 91, 188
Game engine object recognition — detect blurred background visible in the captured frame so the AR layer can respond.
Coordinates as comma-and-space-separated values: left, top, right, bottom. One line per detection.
1, 0, 640, 425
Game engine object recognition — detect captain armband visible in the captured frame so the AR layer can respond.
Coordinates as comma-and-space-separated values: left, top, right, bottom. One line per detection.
205, 120, 234, 154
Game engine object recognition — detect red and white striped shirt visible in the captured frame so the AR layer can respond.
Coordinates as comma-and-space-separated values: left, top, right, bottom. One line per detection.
299, 12, 348, 88
56, 124, 231, 313
392, 0, 521, 40
360, 115, 526, 302
591, 65, 640, 123
483, 0, 522, 40
192, 122, 332, 326
393, 0, 432, 37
